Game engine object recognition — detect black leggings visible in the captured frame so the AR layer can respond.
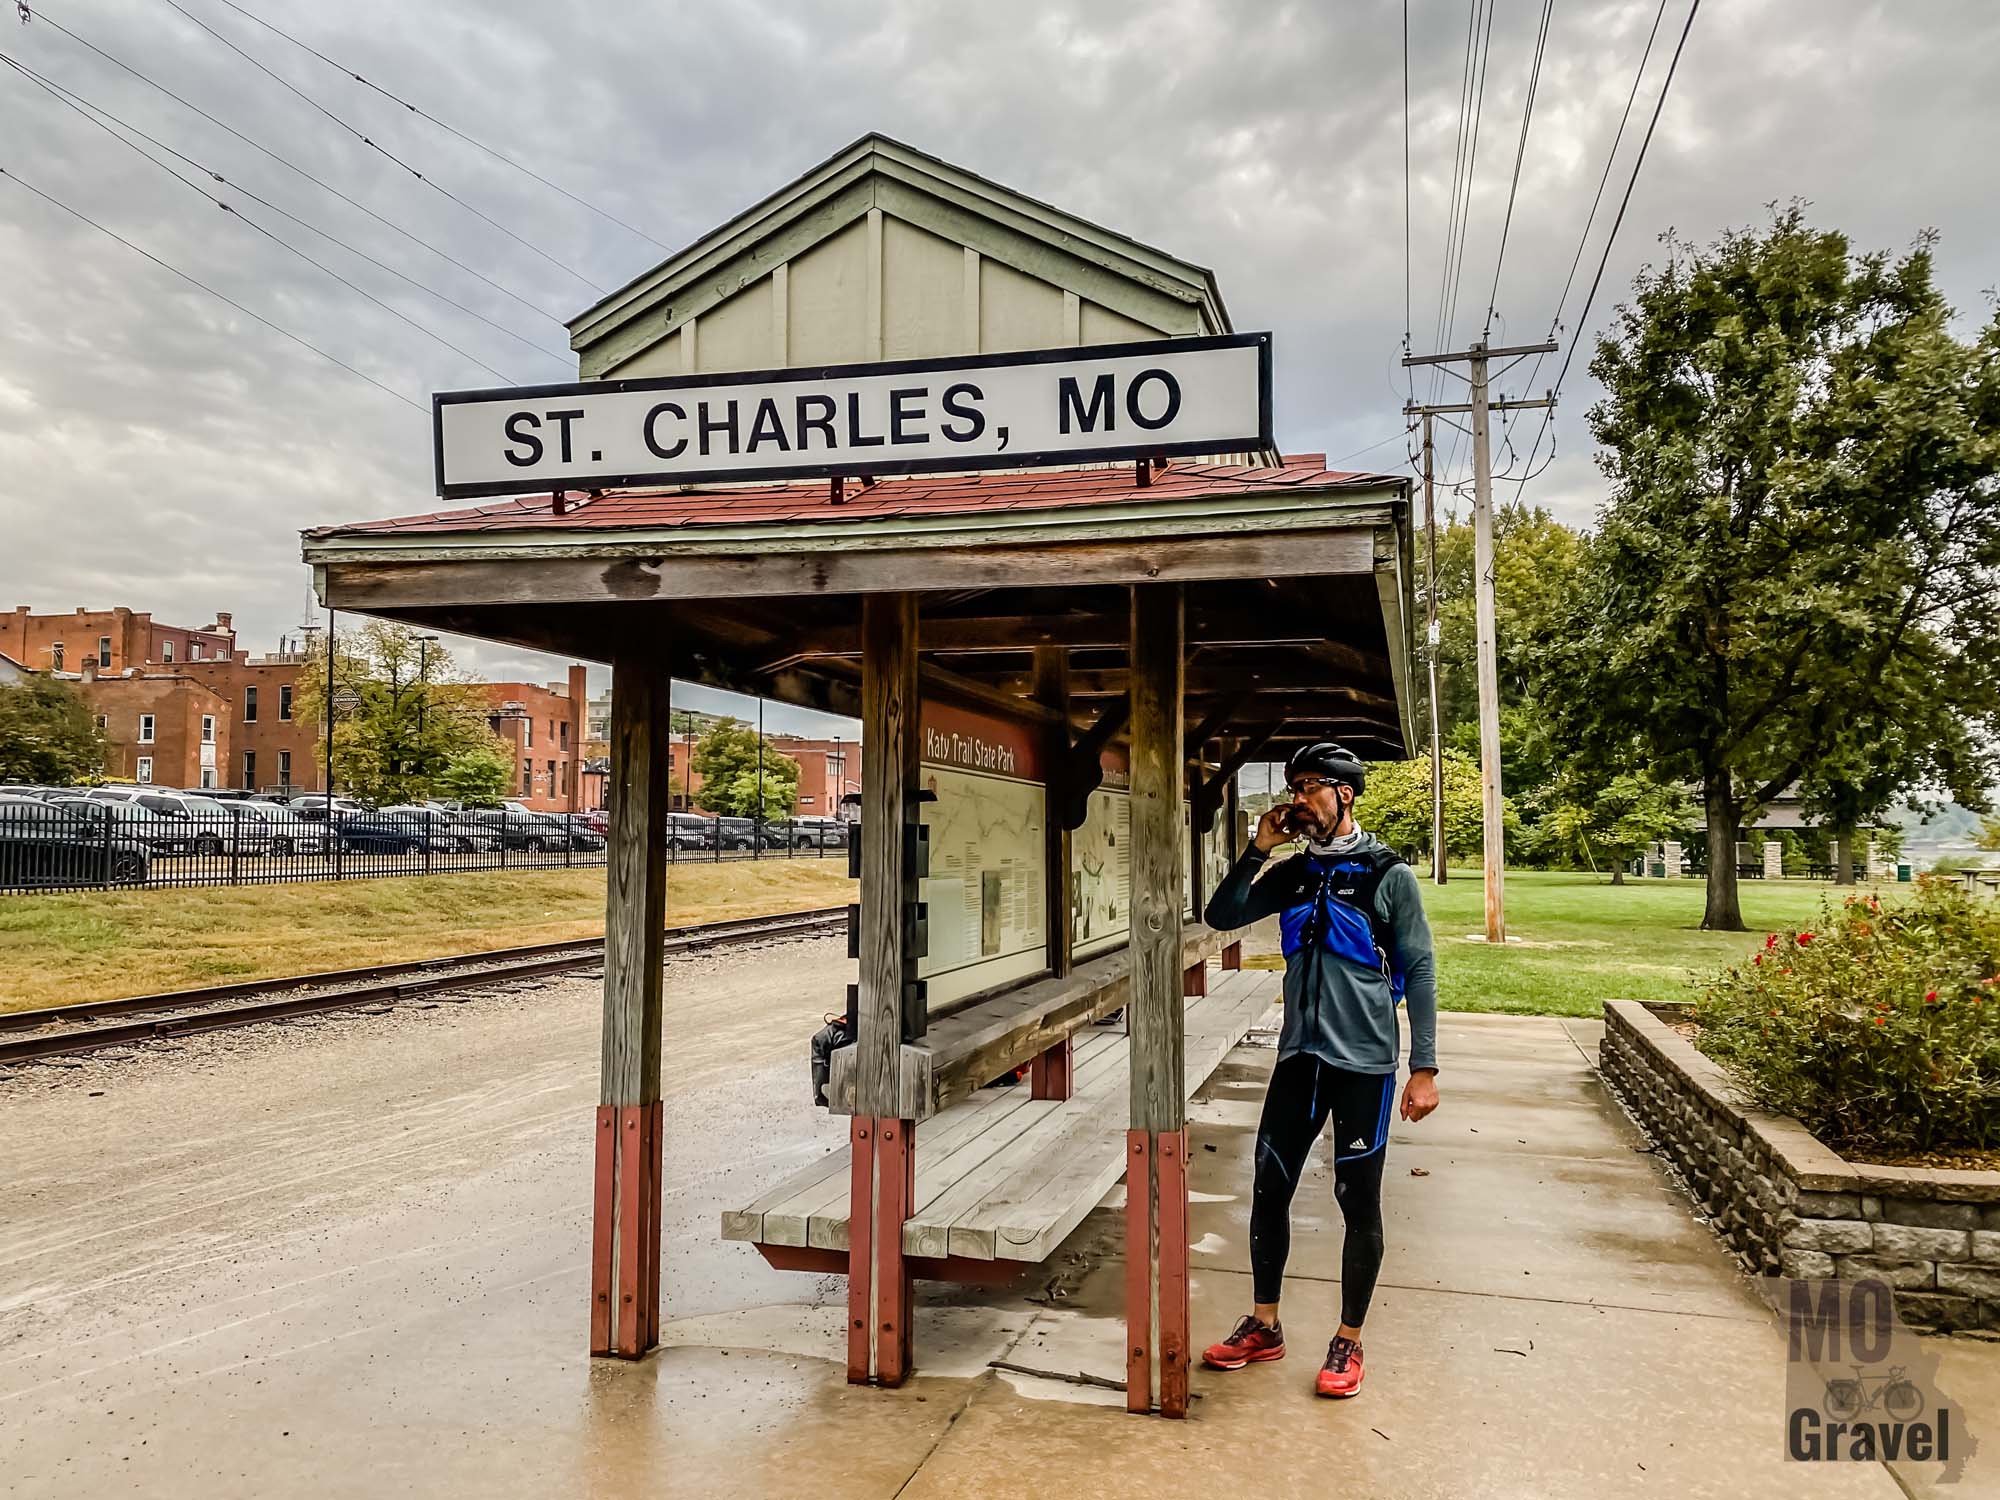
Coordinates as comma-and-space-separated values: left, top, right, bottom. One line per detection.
1249, 1053, 1393, 1327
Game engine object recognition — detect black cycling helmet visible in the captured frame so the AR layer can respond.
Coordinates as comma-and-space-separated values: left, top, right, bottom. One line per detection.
1284, 741, 1366, 798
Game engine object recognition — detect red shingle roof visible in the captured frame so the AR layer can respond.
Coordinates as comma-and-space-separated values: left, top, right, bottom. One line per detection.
306, 456, 1400, 540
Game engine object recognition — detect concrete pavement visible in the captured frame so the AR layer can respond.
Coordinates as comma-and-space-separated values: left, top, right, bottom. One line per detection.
1, 937, 1990, 1497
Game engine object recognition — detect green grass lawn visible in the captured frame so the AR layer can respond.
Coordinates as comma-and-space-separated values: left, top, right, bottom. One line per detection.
1245, 867, 1894, 1019
1420, 868, 1889, 1017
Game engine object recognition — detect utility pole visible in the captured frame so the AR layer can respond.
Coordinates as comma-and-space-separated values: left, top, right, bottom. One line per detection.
1420, 412, 1444, 886
1403, 338, 1556, 943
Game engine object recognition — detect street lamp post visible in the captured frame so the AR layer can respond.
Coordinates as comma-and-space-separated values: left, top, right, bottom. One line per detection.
413, 634, 438, 790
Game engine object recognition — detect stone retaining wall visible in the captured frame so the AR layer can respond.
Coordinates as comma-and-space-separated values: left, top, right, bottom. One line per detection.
1600, 1000, 2000, 1334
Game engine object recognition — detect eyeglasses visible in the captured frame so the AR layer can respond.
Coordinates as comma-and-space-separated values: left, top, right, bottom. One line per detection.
1287, 776, 1335, 796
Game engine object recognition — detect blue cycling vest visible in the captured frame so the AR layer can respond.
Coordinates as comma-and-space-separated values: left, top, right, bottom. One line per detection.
1277, 848, 1408, 1001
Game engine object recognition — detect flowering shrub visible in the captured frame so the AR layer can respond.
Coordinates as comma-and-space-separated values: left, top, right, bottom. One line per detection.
1693, 877, 2000, 1154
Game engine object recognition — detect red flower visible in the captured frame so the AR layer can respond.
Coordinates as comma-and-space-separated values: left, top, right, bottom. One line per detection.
1874, 1017, 1886, 1026
1925, 990, 1939, 1004
1753, 953, 1762, 966
1781, 967, 1792, 975
1798, 932, 1815, 946
1766, 933, 1779, 950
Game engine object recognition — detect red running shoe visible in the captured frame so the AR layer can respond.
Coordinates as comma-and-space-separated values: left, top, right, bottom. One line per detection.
1315, 1335, 1364, 1398
1201, 1315, 1285, 1370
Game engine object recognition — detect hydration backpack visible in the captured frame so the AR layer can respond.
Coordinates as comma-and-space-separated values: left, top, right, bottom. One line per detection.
1277, 847, 1408, 997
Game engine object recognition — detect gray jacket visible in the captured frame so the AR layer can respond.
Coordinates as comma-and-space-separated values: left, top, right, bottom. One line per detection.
1203, 831, 1439, 1075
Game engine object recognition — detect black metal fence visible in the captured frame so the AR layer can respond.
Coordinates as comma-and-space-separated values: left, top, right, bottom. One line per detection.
0, 792, 848, 895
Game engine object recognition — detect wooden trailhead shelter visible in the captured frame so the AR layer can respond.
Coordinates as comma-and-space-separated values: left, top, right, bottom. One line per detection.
304, 135, 1415, 1417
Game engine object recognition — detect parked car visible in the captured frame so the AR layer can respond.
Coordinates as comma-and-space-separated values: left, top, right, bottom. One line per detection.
287, 794, 369, 823
0, 794, 152, 886
469, 808, 559, 852
87, 788, 275, 855
579, 807, 610, 838
711, 815, 784, 851
229, 800, 331, 856
379, 805, 500, 853
667, 812, 715, 851
329, 811, 455, 855
48, 795, 191, 854
786, 816, 850, 849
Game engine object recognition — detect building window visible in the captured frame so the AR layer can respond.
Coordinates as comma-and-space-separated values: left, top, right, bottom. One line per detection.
524, 717, 533, 748
191, 641, 203, 660
199, 767, 216, 789
279, 683, 293, 720
201, 715, 216, 744
138, 714, 155, 744
97, 636, 111, 667
521, 761, 532, 796
549, 759, 558, 796
244, 686, 258, 722
278, 750, 292, 786
136, 756, 153, 784
559, 721, 570, 750
95, 714, 108, 730
50, 642, 63, 670
162, 640, 174, 663
242, 751, 256, 789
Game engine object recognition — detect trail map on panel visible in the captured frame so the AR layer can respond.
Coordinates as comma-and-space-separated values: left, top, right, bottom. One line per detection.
1072, 786, 1130, 957
919, 765, 1047, 1003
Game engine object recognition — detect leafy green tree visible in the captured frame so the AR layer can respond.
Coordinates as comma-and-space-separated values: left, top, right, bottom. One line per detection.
1537, 210, 2000, 929
0, 676, 106, 784
294, 622, 515, 804
431, 739, 515, 805
1533, 774, 1695, 885
689, 718, 800, 818
1362, 750, 1493, 863
1980, 815, 2000, 854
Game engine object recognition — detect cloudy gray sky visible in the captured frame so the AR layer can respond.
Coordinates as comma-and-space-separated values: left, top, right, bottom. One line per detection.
3, 0, 1995, 733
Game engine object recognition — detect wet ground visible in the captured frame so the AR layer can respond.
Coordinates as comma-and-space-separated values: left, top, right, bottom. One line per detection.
2, 931, 1993, 1498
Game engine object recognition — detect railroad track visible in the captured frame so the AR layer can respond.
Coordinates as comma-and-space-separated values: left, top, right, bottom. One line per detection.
0, 906, 847, 1065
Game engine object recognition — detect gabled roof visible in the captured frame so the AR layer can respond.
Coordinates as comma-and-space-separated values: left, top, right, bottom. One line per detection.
567, 133, 1235, 370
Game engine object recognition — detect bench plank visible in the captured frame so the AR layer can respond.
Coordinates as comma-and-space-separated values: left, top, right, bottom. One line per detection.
945, 973, 1275, 1261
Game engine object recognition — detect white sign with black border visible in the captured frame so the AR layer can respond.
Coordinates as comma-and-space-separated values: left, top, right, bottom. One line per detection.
431, 332, 1272, 500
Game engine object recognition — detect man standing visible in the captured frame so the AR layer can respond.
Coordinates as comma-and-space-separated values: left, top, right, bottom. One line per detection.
1198, 742, 1439, 1398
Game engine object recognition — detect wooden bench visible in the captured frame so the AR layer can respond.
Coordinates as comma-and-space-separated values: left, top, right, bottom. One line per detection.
723, 964, 1279, 1276
822, 926, 1241, 1120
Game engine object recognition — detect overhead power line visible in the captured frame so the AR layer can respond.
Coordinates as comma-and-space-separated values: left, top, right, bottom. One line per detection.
23, 11, 571, 326
1, 51, 568, 373
1, 161, 426, 412
1485, 0, 1554, 333
153, 0, 607, 294
205, 0, 674, 255
3, 53, 524, 381
1501, 0, 1700, 491
1553, 0, 1699, 395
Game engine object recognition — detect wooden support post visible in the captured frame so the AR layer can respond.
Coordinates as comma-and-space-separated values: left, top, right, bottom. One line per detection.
1126, 583, 1188, 1416
1221, 941, 1243, 971
1030, 1035, 1073, 1100
850, 592, 920, 1385
1032, 645, 1075, 1102
1032, 646, 1074, 981
591, 650, 670, 1358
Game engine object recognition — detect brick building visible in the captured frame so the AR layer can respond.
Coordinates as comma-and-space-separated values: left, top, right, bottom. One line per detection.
771, 735, 860, 817
484, 666, 592, 812
179, 645, 319, 794
83, 669, 233, 789
1, 605, 238, 675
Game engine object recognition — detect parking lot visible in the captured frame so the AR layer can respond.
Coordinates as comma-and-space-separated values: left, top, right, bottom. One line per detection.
0, 787, 849, 893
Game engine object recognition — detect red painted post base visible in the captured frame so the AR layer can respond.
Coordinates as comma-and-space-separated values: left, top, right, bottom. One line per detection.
1183, 960, 1208, 997
1220, 940, 1243, 971
847, 1114, 916, 1386
589, 1101, 662, 1358
1124, 1128, 1190, 1417
1030, 1035, 1073, 1100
